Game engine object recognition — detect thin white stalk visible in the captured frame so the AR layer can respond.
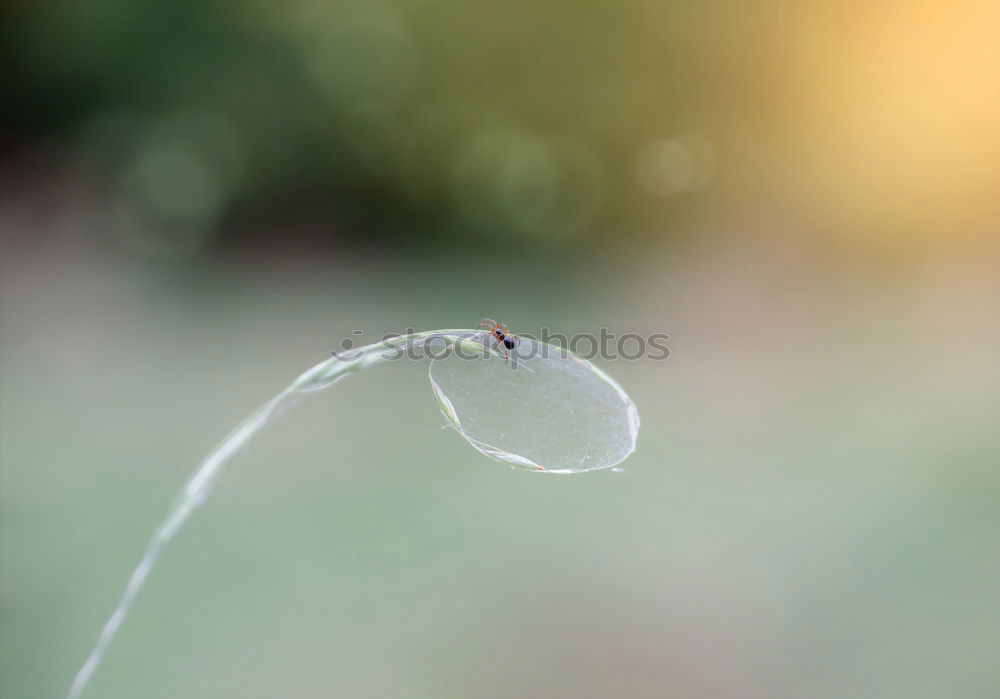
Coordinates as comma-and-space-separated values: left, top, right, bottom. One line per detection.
65, 329, 638, 698
65, 391, 291, 699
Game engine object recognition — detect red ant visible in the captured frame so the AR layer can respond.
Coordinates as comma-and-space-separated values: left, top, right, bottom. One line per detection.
478, 318, 520, 364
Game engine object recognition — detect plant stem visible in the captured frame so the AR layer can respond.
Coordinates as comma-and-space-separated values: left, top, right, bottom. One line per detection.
66, 331, 468, 699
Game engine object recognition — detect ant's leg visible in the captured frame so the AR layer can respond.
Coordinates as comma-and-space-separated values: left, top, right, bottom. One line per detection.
490, 340, 509, 363
478, 318, 498, 329
495, 340, 510, 364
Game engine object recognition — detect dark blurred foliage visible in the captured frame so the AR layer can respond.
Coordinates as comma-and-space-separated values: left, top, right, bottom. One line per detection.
1, 0, 997, 256
1, 0, 732, 252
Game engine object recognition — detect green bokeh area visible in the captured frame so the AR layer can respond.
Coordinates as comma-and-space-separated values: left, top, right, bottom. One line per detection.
2, 249, 997, 699
1, 0, 744, 250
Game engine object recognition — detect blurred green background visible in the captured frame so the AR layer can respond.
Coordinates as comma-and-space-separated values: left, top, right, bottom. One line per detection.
1, 1, 998, 697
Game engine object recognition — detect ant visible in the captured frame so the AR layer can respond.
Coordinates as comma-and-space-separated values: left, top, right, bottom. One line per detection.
478, 318, 520, 364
